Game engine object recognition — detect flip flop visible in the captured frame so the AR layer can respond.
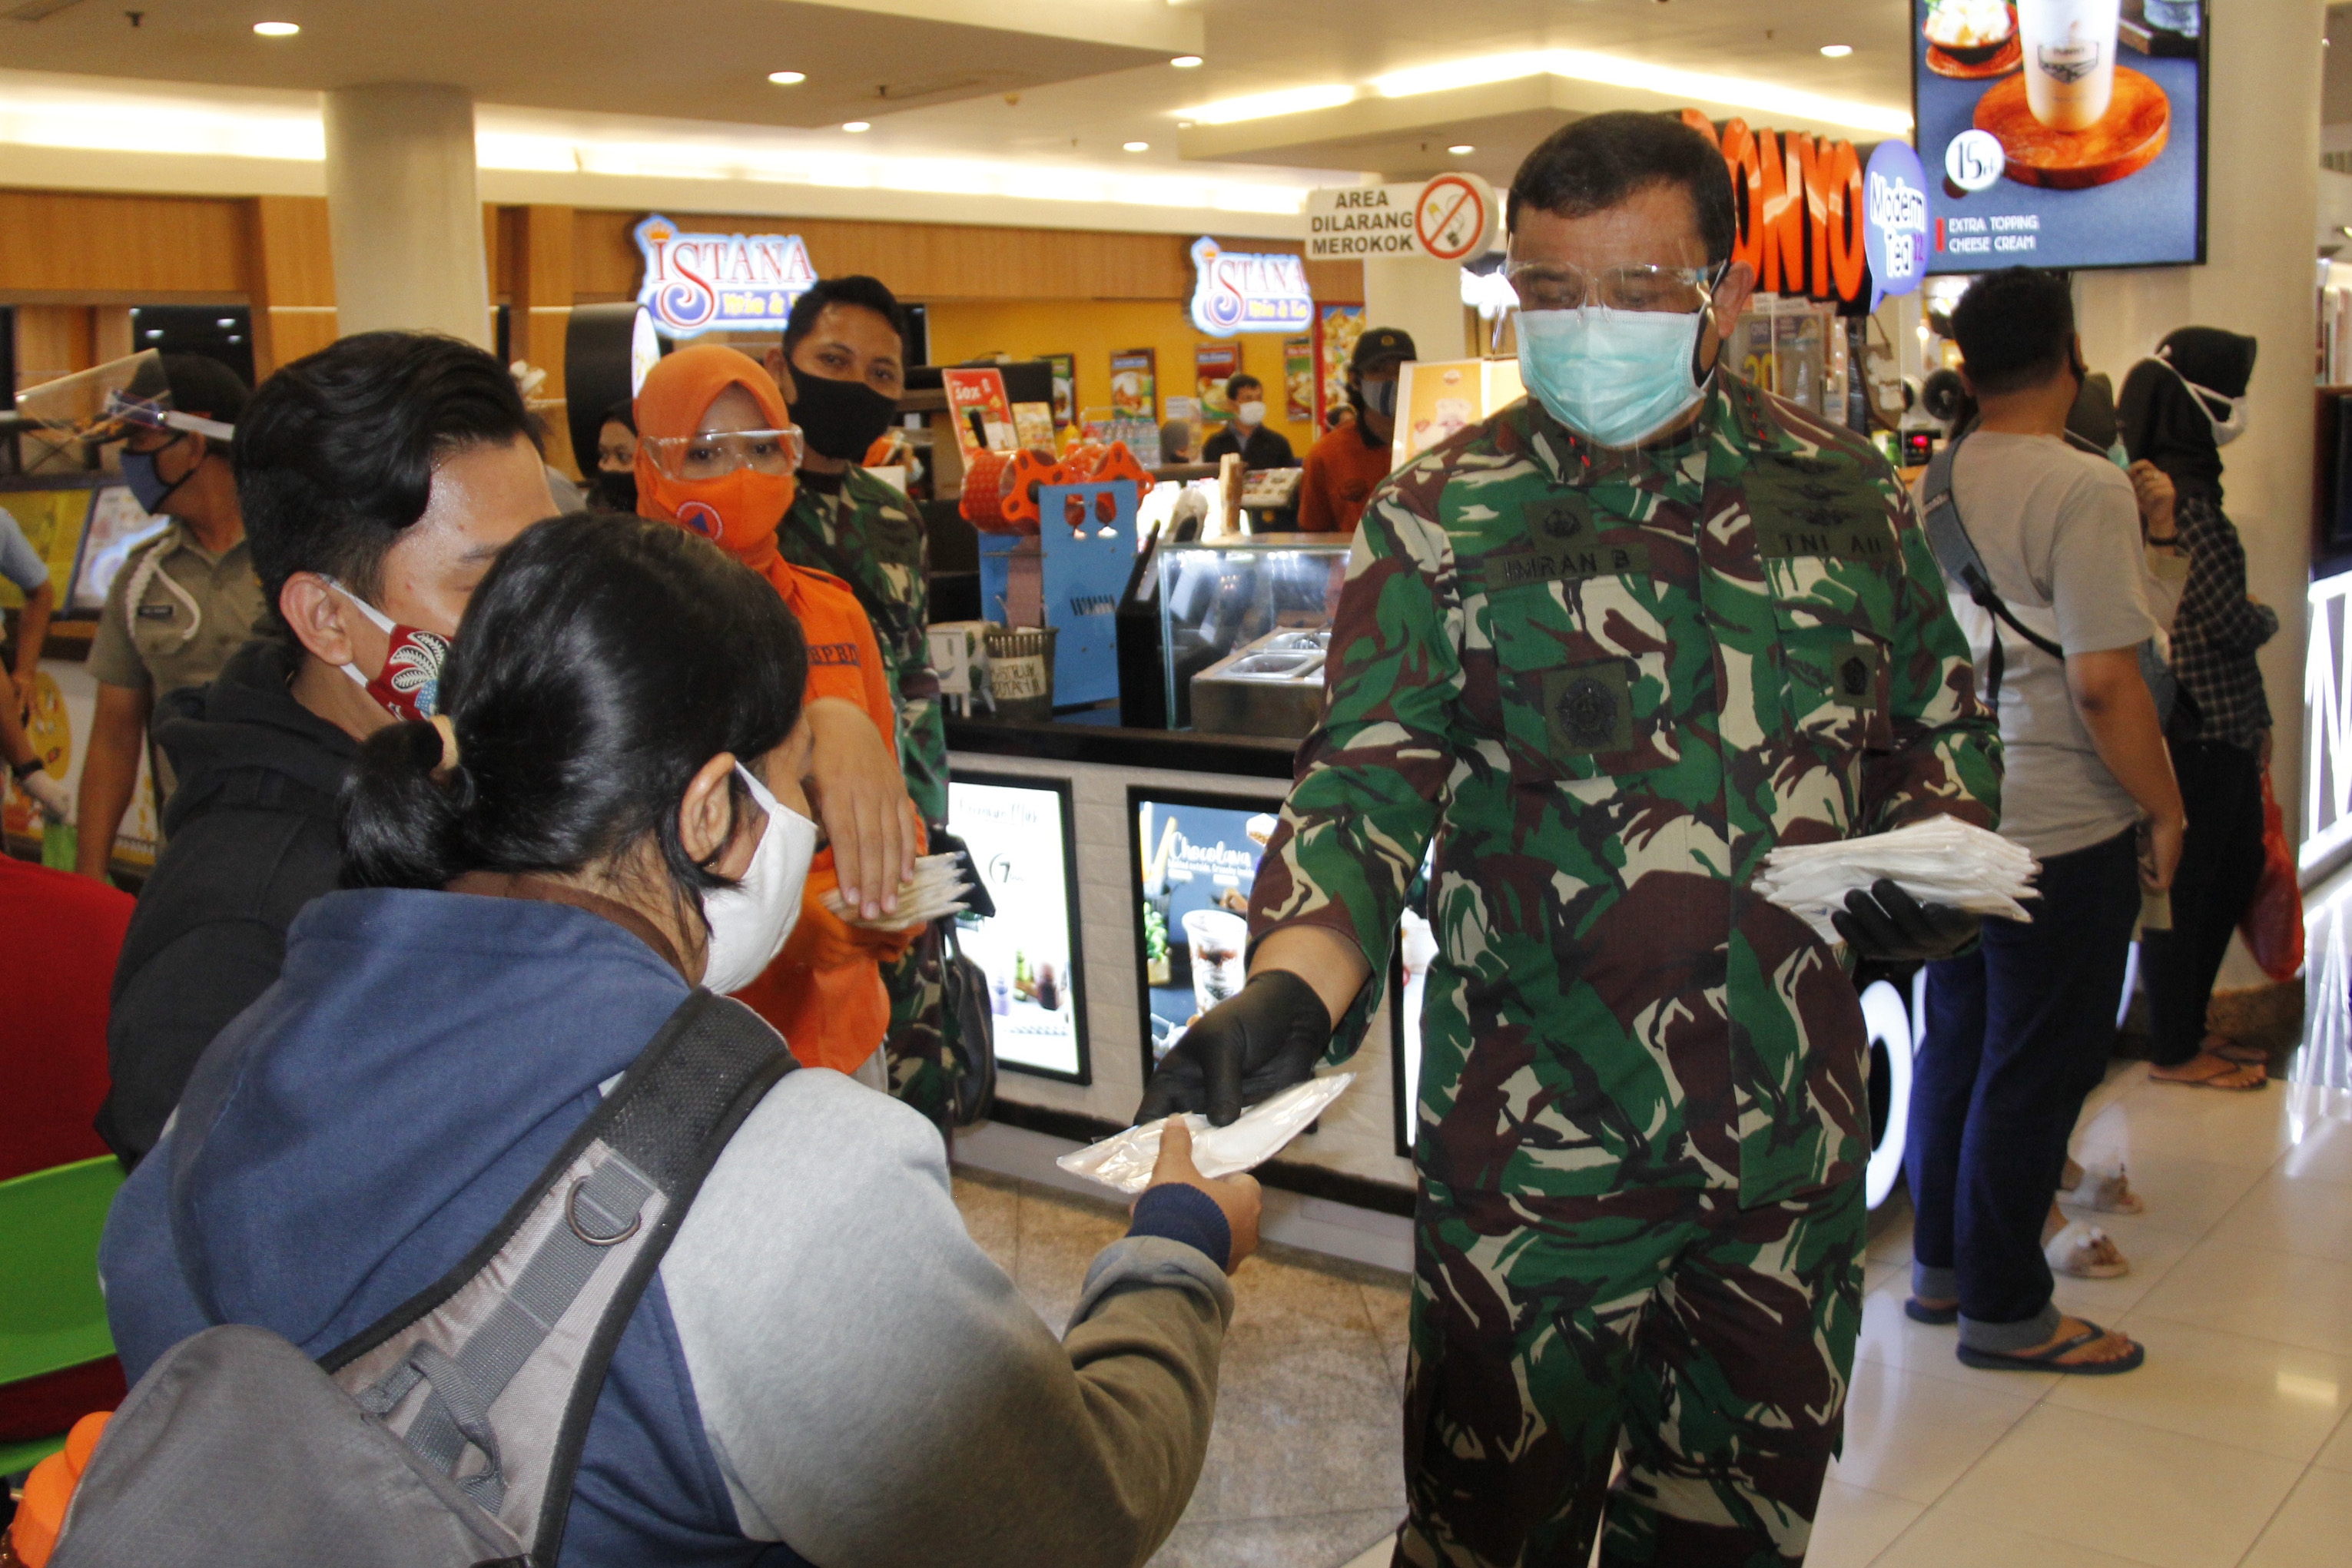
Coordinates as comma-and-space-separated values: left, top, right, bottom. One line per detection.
2149, 1059, 2267, 1092
1956, 1321, 2145, 1375
1905, 1298, 1959, 1325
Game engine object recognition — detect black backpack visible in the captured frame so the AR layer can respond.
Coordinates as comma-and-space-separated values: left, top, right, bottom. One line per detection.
48, 990, 794, 1568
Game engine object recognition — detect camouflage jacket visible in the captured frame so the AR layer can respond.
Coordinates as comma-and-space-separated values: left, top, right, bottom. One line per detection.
780, 469, 949, 824
1251, 379, 2002, 1208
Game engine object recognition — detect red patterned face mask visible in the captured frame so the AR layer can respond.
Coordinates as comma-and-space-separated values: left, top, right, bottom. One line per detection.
322, 577, 451, 722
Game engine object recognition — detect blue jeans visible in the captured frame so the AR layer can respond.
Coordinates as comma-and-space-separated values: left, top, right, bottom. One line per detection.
1906, 827, 2141, 1350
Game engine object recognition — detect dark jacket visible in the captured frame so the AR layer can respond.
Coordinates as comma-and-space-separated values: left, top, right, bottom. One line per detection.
1200, 423, 1297, 469
97, 637, 357, 1164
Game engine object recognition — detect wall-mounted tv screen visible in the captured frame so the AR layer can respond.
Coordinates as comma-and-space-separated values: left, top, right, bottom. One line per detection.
1912, 0, 2206, 270
1130, 787, 1286, 1078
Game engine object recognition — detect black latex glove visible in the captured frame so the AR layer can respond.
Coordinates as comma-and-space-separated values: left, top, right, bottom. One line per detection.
1830, 877, 1979, 963
1135, 970, 1332, 1128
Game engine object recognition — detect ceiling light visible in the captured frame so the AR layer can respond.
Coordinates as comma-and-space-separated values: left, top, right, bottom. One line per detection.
215, 317, 235, 327
1372, 48, 1910, 134
144, 329, 163, 339
1820, 43, 1853, 57
252, 21, 298, 36
1174, 84, 1354, 124
767, 71, 806, 85
1123, 140, 1149, 151
842, 121, 871, 133
1170, 55, 1203, 68
1448, 144, 1475, 154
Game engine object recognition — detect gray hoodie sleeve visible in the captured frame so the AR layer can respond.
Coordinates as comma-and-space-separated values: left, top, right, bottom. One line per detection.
660, 1069, 1232, 1568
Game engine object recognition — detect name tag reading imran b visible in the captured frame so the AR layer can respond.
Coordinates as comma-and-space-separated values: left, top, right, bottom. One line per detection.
1488, 539, 1654, 592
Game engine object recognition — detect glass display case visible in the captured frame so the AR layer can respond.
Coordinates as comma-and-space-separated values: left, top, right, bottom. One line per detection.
1155, 532, 1349, 734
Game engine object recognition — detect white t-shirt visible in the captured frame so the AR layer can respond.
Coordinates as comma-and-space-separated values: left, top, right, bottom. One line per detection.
1922, 433, 2157, 860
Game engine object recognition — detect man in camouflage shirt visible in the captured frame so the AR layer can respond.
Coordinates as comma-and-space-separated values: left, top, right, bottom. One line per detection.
1140, 114, 1999, 1566
775, 276, 954, 1128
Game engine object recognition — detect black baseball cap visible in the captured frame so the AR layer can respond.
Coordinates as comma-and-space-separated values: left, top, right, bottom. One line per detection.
1351, 327, 1418, 372
117, 352, 250, 443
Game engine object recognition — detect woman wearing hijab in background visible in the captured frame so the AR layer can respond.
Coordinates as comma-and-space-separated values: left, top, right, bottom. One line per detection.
635, 343, 922, 1082
2118, 327, 2276, 1091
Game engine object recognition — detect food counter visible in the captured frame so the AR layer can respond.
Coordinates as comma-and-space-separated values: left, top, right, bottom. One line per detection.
944, 711, 1419, 1268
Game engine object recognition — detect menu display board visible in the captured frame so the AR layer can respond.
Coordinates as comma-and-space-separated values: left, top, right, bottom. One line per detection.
940, 367, 1015, 459
1131, 787, 1285, 1072
948, 774, 1089, 1082
1912, 0, 2205, 270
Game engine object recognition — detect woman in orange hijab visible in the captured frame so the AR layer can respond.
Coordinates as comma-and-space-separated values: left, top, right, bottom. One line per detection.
635, 344, 919, 1076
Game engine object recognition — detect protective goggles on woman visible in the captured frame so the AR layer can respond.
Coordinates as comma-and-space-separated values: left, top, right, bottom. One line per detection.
640, 425, 806, 482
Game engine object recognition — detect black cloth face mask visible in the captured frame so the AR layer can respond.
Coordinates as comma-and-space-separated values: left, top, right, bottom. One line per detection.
592, 469, 639, 513
788, 372, 900, 463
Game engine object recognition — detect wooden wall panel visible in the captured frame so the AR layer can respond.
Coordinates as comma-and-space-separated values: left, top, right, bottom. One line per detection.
244, 196, 337, 378
14, 306, 95, 390
0, 190, 249, 297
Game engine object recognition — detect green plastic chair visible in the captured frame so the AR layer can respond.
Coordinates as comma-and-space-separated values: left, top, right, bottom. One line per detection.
0, 1155, 126, 1477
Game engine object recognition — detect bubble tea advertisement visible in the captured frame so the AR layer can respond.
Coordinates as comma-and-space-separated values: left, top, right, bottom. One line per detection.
1133, 791, 1284, 1069
1912, 0, 2204, 270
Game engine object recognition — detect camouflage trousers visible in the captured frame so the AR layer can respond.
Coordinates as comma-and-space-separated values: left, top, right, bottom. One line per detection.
1398, 1176, 1864, 1568
881, 923, 951, 1137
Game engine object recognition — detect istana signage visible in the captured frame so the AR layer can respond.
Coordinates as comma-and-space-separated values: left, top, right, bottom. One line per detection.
1187, 237, 1315, 335
633, 214, 818, 339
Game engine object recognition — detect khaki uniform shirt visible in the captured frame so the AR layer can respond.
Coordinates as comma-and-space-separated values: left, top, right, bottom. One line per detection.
88, 525, 268, 699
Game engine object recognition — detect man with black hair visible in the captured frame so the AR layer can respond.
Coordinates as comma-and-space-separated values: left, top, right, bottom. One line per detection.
97, 330, 554, 1165
1137, 110, 2000, 1565
1902, 267, 2184, 1377
766, 276, 956, 1129
1201, 373, 1296, 469
1297, 327, 1413, 533
78, 354, 264, 880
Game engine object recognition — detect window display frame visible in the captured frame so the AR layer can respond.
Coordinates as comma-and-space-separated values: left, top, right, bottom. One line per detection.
1126, 783, 1289, 1084
949, 769, 1093, 1086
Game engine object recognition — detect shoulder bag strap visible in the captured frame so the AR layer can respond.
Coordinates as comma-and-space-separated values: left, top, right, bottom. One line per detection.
1918, 435, 2064, 710
320, 990, 796, 1564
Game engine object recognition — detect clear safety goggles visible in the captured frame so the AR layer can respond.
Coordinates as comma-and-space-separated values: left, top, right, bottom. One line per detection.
1504, 259, 1725, 316
640, 426, 805, 482
4, 349, 234, 471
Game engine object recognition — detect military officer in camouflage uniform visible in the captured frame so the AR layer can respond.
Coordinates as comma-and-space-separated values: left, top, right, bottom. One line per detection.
1139, 113, 2000, 1566
773, 276, 954, 1128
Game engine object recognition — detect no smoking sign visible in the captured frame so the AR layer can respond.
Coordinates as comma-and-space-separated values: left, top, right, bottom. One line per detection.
1413, 173, 1494, 263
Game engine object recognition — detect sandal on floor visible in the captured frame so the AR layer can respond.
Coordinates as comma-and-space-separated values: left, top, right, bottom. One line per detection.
1956, 1321, 2145, 1375
2045, 1219, 2128, 1279
1905, 1298, 1959, 1325
2148, 1056, 2267, 1092
2058, 1159, 2144, 1216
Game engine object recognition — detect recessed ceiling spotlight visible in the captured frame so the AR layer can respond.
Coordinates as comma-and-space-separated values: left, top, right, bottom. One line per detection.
1171, 55, 1203, 68
842, 121, 871, 132
1820, 43, 1853, 57
1448, 144, 1475, 154
768, 70, 807, 85
216, 317, 235, 327
253, 20, 299, 36
1124, 140, 1150, 152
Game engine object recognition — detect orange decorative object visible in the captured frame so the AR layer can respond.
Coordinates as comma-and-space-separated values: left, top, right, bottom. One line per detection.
9, 1411, 111, 1567
960, 449, 1016, 532
1090, 441, 1151, 492
1972, 68, 2170, 191
998, 449, 1063, 530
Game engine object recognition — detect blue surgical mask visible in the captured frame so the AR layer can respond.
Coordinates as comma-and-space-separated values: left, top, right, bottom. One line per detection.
1516, 306, 1710, 448
120, 436, 191, 515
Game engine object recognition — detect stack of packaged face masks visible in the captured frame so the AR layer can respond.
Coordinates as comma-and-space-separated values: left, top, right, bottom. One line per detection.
1061, 1073, 1358, 1195
1754, 816, 2040, 943
821, 853, 970, 932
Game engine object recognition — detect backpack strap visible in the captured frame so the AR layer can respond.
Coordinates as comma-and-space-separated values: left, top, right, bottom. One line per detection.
1919, 436, 2064, 711
319, 990, 795, 1566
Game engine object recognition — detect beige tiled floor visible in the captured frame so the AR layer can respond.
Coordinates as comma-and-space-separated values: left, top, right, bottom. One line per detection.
961, 874, 2352, 1568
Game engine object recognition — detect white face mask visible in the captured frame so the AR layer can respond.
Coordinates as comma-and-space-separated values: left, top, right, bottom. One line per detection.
1235, 400, 1266, 427
698, 762, 817, 994
2162, 359, 2248, 446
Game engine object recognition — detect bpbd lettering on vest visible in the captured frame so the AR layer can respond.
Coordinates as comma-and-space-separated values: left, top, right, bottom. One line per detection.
807, 641, 863, 667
